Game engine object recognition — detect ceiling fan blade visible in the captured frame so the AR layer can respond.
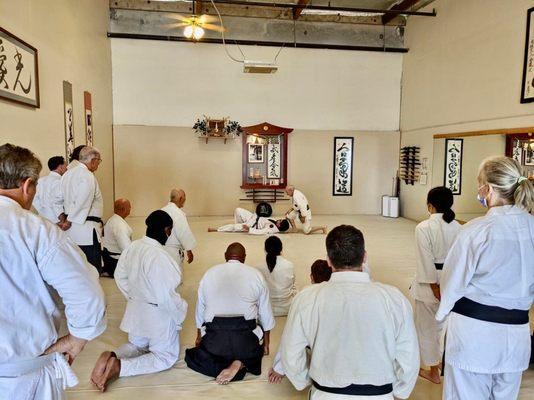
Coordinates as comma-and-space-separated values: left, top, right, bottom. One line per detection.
198, 14, 219, 24
165, 13, 191, 23
202, 23, 226, 32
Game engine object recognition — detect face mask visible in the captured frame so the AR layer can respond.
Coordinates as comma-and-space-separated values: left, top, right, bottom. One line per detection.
477, 185, 488, 208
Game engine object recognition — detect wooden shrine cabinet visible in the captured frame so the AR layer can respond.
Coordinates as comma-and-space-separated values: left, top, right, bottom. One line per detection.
240, 122, 293, 203
505, 132, 534, 180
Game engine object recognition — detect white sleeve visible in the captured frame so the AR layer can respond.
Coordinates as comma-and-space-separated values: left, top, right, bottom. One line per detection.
249, 226, 278, 235
51, 179, 64, 218
391, 293, 420, 399
174, 215, 197, 250
66, 175, 95, 224
280, 293, 312, 391
151, 257, 188, 325
436, 228, 486, 321
257, 275, 275, 331
114, 223, 132, 253
272, 348, 285, 375
415, 225, 438, 284
39, 235, 106, 340
195, 278, 207, 328
114, 251, 130, 300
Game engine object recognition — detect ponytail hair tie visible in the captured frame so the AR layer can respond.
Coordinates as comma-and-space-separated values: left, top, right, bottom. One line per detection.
517, 176, 528, 185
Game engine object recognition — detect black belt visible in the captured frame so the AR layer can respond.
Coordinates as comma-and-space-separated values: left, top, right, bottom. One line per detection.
313, 381, 393, 396
86, 216, 103, 224
434, 263, 444, 270
103, 248, 121, 256
205, 316, 257, 331
452, 297, 529, 325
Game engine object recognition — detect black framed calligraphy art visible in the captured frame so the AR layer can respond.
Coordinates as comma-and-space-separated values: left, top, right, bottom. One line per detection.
0, 27, 39, 107
444, 138, 463, 195
521, 7, 534, 103
333, 137, 354, 196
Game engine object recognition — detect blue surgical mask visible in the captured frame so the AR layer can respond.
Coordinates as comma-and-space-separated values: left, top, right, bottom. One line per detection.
477, 185, 488, 208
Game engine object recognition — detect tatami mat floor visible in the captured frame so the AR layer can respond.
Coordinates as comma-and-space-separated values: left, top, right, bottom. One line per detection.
66, 215, 534, 399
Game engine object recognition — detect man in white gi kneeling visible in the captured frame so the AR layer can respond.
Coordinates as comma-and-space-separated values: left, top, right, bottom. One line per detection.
0, 144, 106, 399
91, 210, 187, 392
280, 225, 419, 399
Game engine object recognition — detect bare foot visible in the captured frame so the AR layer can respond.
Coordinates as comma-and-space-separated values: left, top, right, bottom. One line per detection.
90, 351, 113, 388
216, 360, 243, 385
321, 227, 327, 234
419, 367, 441, 384
94, 354, 121, 392
268, 368, 285, 384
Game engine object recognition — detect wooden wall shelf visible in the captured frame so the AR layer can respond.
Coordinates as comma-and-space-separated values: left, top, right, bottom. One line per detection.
199, 134, 237, 144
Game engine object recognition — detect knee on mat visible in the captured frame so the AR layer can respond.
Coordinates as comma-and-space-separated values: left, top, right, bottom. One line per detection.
154, 352, 179, 371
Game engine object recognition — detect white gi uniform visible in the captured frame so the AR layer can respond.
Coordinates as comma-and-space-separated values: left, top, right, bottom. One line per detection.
257, 256, 297, 316
61, 164, 103, 246
67, 160, 80, 170
33, 171, 63, 223
195, 260, 276, 338
287, 189, 312, 234
436, 205, 534, 400
0, 196, 106, 400
161, 202, 196, 266
103, 214, 132, 260
281, 271, 419, 400
114, 237, 188, 377
409, 214, 461, 367
217, 216, 280, 235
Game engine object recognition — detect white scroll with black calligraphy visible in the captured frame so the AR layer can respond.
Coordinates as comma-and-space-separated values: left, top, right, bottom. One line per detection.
84, 91, 94, 146
0, 27, 39, 107
333, 137, 354, 196
521, 7, 534, 103
444, 138, 463, 195
63, 81, 75, 160
267, 143, 281, 179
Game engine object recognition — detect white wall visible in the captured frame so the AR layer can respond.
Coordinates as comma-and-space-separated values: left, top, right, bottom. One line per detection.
111, 39, 403, 131
0, 0, 114, 216
399, 0, 534, 221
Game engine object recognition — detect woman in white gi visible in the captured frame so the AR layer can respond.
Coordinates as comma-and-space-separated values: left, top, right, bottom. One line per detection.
257, 236, 297, 317
437, 156, 534, 400
410, 186, 461, 384
208, 207, 291, 235
91, 210, 188, 392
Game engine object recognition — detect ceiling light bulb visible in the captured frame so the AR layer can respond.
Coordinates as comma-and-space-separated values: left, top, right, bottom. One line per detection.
193, 26, 205, 40
184, 25, 194, 38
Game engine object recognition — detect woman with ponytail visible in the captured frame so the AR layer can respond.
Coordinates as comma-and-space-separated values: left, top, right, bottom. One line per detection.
410, 186, 461, 384
436, 156, 534, 400
257, 236, 296, 317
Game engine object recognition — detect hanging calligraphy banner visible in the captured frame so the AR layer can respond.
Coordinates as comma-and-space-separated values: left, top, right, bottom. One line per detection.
333, 137, 354, 196
84, 91, 94, 146
444, 138, 463, 195
521, 7, 534, 103
63, 81, 75, 161
0, 27, 39, 107
267, 142, 281, 178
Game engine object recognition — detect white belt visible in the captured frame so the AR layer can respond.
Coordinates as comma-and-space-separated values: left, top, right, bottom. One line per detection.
0, 352, 79, 389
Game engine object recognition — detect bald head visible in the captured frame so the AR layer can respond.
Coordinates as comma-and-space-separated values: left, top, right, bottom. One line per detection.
114, 198, 131, 218
225, 242, 246, 263
170, 188, 186, 208
285, 185, 294, 196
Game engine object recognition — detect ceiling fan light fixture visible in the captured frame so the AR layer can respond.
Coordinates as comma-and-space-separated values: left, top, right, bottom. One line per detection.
193, 26, 205, 40
183, 25, 194, 38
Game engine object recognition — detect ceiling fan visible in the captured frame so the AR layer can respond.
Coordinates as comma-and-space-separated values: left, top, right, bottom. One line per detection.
166, 5, 225, 40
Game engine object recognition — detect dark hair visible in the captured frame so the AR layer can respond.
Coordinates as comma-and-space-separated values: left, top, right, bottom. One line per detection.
265, 236, 283, 273
0, 143, 42, 189
326, 225, 365, 270
47, 156, 65, 171
310, 260, 331, 283
277, 219, 290, 232
145, 210, 173, 245
427, 186, 455, 223
70, 145, 85, 162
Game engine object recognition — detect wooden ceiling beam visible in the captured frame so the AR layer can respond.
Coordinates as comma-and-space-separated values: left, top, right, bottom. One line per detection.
293, 0, 310, 20
382, 0, 420, 25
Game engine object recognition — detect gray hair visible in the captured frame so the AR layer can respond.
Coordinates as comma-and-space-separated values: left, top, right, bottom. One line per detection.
0, 143, 42, 189
79, 146, 101, 163
478, 156, 534, 212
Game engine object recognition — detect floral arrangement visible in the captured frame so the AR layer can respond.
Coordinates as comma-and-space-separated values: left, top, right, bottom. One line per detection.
193, 116, 242, 137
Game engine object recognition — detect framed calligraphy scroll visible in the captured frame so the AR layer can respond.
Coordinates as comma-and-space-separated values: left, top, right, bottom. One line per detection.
0, 27, 39, 107
521, 7, 534, 103
444, 138, 463, 195
63, 81, 75, 161
333, 137, 354, 196
267, 141, 281, 178
84, 91, 94, 146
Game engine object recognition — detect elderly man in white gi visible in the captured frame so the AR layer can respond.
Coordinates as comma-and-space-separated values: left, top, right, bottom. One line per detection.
33, 155, 67, 224
285, 186, 326, 234
161, 188, 196, 268
0, 143, 106, 400
102, 198, 133, 277
437, 156, 534, 400
185, 242, 275, 385
61, 146, 104, 272
91, 210, 187, 392
280, 225, 419, 400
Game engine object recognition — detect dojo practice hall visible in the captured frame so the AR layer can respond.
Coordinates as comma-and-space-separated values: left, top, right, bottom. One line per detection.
1, 1, 534, 400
